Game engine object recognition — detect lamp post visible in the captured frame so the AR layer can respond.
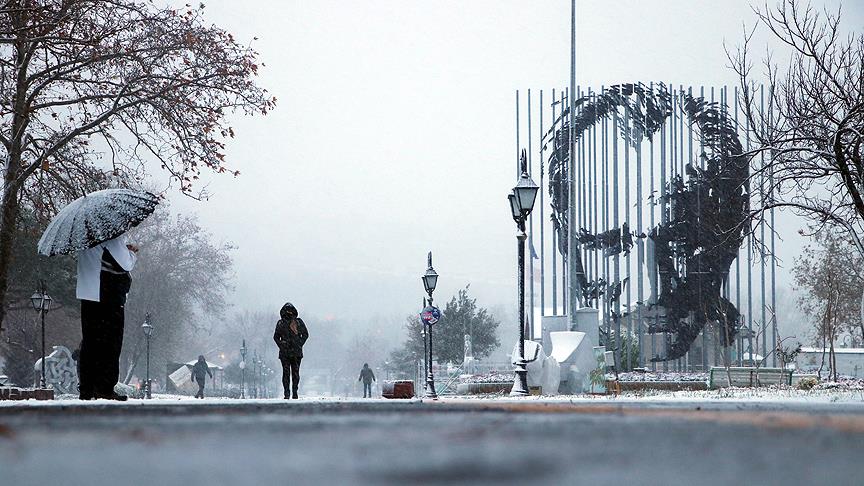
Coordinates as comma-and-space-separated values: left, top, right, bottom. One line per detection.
509, 149, 539, 396
421, 252, 440, 399
30, 281, 53, 389
240, 339, 247, 399
141, 313, 153, 399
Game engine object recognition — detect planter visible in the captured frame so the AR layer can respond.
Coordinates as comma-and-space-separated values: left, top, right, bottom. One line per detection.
607, 380, 708, 392
381, 380, 414, 399
455, 382, 513, 395
0, 387, 56, 400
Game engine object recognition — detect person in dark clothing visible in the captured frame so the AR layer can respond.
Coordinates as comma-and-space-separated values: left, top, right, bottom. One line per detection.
191, 355, 213, 399
273, 302, 309, 399
77, 236, 137, 401
359, 363, 376, 398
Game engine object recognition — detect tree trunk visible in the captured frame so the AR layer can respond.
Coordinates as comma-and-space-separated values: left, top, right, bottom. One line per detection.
0, 25, 33, 333
0, 186, 22, 332
818, 329, 827, 380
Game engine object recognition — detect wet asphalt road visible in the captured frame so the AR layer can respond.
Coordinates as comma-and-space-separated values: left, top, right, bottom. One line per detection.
1, 399, 863, 486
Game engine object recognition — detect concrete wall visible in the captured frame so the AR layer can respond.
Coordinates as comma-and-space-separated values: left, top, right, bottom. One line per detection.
795, 348, 864, 378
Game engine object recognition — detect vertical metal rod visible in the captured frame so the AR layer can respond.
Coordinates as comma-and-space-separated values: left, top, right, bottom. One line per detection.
567, 0, 577, 321
669, 83, 676, 372
516, 90, 520, 179
769, 86, 778, 367
698, 85, 707, 370
602, 86, 610, 342
636, 94, 644, 368
552, 89, 558, 315
583, 88, 591, 302
577, 85, 584, 304
649, 81, 657, 370
612, 107, 621, 367
528, 89, 535, 340
540, 90, 545, 320
624, 105, 632, 370
733, 86, 743, 367
760, 85, 767, 363
592, 91, 600, 311
679, 85, 686, 177
563, 88, 569, 314
657, 82, 667, 371
746, 87, 755, 366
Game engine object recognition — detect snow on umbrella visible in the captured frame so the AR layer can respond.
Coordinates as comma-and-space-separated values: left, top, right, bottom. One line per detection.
37, 188, 159, 256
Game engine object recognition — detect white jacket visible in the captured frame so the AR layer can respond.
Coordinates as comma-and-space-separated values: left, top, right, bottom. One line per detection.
76, 235, 137, 302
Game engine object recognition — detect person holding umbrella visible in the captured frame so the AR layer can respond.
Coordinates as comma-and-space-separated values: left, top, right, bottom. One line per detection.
38, 189, 159, 401
76, 234, 138, 400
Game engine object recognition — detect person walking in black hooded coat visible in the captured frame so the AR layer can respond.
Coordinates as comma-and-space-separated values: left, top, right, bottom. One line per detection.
273, 302, 309, 399
191, 355, 212, 399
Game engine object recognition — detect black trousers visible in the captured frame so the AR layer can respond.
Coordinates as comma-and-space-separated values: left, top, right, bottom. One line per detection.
195, 379, 206, 398
79, 298, 125, 397
363, 382, 372, 398
79, 270, 130, 398
280, 357, 301, 397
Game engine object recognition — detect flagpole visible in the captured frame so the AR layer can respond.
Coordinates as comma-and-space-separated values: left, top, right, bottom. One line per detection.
567, 0, 577, 321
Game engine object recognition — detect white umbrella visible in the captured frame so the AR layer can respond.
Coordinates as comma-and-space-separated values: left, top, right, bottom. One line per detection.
37, 188, 159, 256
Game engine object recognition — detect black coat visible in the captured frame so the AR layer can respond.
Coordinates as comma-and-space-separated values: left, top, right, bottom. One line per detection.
359, 367, 376, 384
192, 361, 212, 383
273, 318, 309, 359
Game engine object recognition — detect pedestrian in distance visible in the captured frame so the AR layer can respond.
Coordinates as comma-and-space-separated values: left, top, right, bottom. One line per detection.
273, 302, 309, 399
192, 355, 213, 399
359, 363, 376, 398
76, 234, 138, 401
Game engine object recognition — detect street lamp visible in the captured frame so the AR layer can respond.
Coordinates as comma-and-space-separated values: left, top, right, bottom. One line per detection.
239, 339, 247, 399
30, 281, 53, 389
252, 349, 261, 398
509, 149, 538, 396
141, 313, 153, 399
420, 252, 439, 399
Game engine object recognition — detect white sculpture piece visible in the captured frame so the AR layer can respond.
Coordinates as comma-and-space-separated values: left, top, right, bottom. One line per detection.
511, 340, 561, 395
549, 331, 600, 394
33, 345, 78, 394
463, 334, 477, 374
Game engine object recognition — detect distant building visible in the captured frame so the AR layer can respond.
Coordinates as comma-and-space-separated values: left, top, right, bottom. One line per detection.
795, 347, 864, 378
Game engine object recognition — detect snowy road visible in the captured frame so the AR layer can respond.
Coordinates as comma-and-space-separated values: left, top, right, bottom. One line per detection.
1, 398, 863, 485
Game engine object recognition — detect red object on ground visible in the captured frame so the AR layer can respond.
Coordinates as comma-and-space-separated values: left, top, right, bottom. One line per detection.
381, 380, 414, 399
0, 387, 54, 400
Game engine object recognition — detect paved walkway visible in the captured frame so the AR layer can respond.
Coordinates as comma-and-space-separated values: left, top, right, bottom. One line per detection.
2, 398, 863, 485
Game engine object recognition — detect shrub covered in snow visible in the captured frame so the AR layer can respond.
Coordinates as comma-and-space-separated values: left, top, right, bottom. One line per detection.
797, 377, 818, 391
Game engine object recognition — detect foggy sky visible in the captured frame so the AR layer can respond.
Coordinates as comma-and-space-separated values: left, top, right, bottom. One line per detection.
166, 1, 864, 330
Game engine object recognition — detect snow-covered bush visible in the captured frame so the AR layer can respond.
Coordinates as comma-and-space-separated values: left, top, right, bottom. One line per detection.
797, 377, 818, 391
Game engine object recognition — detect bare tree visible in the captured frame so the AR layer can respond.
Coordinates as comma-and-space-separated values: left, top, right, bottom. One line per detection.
729, 0, 864, 252
794, 228, 864, 352
119, 207, 235, 382
0, 1, 274, 330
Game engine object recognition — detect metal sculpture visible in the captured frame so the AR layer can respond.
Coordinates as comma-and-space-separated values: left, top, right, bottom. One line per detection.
545, 83, 749, 362
33, 345, 79, 394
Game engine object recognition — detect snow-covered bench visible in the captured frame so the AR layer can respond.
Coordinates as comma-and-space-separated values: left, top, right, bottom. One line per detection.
709, 367, 792, 389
